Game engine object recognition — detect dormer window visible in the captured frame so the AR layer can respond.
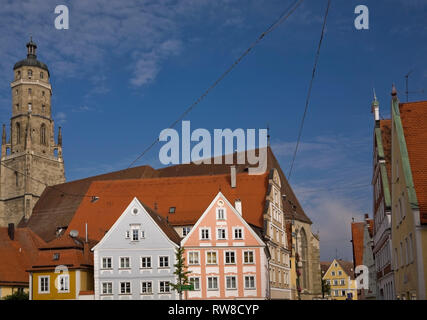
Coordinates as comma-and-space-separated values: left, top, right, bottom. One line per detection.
53, 253, 60, 260
169, 207, 176, 214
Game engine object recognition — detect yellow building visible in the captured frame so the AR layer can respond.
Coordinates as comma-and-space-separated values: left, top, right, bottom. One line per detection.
321, 259, 357, 300
390, 89, 427, 300
28, 235, 94, 300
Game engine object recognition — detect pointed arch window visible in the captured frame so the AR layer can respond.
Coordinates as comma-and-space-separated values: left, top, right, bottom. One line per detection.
40, 124, 47, 145
16, 122, 21, 144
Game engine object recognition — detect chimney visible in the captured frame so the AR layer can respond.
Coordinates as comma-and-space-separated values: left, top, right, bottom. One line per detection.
230, 165, 236, 188
235, 199, 242, 215
8, 223, 15, 240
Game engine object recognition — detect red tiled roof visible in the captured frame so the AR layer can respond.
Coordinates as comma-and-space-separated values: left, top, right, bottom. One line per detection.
351, 222, 364, 268
320, 261, 331, 275
0, 227, 46, 285
399, 101, 427, 224
337, 260, 355, 280
65, 172, 269, 242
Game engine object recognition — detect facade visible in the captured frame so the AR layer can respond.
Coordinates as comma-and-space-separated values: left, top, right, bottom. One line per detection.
28, 235, 94, 300
182, 192, 268, 300
92, 197, 180, 300
371, 95, 395, 300
321, 259, 357, 300
0, 39, 65, 227
390, 89, 427, 300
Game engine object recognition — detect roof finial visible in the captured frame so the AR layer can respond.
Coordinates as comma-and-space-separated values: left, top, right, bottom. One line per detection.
391, 83, 398, 101
373, 88, 377, 102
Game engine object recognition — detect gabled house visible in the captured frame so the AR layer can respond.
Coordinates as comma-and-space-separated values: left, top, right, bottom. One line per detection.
321, 259, 357, 300
92, 197, 181, 300
181, 192, 268, 299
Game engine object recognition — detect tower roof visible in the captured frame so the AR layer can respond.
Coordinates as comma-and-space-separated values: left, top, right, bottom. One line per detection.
13, 38, 49, 75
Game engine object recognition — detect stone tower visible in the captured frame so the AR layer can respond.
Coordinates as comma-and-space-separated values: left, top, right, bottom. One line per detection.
0, 38, 65, 227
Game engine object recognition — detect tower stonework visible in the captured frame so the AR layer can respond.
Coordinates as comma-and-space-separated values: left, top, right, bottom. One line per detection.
0, 39, 65, 227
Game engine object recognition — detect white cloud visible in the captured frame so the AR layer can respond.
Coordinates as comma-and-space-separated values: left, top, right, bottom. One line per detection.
55, 111, 67, 124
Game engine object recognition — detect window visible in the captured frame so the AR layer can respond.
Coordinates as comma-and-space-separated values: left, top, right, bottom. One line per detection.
217, 228, 227, 240
200, 228, 210, 240
141, 281, 152, 294
141, 256, 151, 268
53, 253, 60, 260
39, 276, 49, 293
341, 290, 346, 296
226, 276, 237, 290
42, 104, 45, 113
340, 279, 345, 285
28, 88, 32, 95
333, 280, 338, 285
207, 277, 219, 290
120, 257, 130, 269
40, 72, 44, 79
188, 251, 199, 265
57, 274, 69, 293
28, 103, 32, 112
338, 270, 342, 276
244, 276, 256, 289
189, 277, 200, 291
132, 229, 139, 241
40, 124, 46, 145
125, 230, 130, 239
225, 251, 236, 264
102, 282, 112, 295
331, 271, 335, 276
206, 251, 217, 264
28, 70, 32, 78
169, 207, 176, 214
102, 257, 112, 269
159, 281, 170, 293
233, 228, 243, 239
182, 227, 191, 236
42, 90, 45, 96
243, 251, 254, 264
16, 123, 21, 144
217, 208, 225, 220
17, 71, 21, 79
159, 256, 169, 268
120, 282, 131, 294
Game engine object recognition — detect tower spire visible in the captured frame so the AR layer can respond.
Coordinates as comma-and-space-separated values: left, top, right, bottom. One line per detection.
371, 88, 380, 122
26, 37, 37, 59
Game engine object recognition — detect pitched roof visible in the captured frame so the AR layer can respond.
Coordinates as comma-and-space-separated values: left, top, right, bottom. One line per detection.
351, 222, 364, 268
399, 101, 427, 224
0, 227, 45, 285
320, 261, 331, 276
336, 260, 355, 280
19, 165, 157, 242
66, 172, 269, 242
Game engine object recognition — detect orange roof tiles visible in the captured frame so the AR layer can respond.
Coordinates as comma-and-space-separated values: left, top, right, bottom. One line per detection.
399, 101, 427, 224
0, 227, 45, 285
351, 222, 364, 268
66, 172, 269, 242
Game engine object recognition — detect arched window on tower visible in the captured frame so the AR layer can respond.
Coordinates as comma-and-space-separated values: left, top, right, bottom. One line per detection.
298, 228, 309, 290
28, 69, 33, 79
40, 72, 44, 79
40, 124, 47, 145
16, 122, 21, 144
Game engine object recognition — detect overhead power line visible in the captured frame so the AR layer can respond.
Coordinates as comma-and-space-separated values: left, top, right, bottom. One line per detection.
287, 0, 331, 181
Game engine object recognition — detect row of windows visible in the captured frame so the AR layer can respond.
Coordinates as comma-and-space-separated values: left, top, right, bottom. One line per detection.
326, 279, 346, 286
330, 270, 343, 276
101, 281, 171, 295
15, 70, 45, 80
395, 195, 406, 227
101, 256, 170, 270
187, 250, 255, 265
199, 227, 244, 241
375, 241, 391, 272
394, 233, 414, 270
38, 275, 69, 294
14, 122, 47, 145
270, 267, 290, 286
189, 275, 256, 291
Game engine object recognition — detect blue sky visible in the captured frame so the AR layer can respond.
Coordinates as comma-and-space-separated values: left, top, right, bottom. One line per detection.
0, 0, 426, 261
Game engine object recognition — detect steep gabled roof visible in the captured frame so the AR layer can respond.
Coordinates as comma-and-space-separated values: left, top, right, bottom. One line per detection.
66, 172, 269, 242
0, 227, 46, 285
399, 101, 427, 224
351, 222, 364, 268
336, 260, 355, 280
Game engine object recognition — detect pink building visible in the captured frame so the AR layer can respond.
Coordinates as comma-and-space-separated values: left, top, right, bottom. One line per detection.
182, 192, 269, 299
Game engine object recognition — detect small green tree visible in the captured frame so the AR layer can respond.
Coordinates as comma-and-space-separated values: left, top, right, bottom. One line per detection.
321, 278, 331, 299
3, 290, 29, 300
170, 247, 191, 300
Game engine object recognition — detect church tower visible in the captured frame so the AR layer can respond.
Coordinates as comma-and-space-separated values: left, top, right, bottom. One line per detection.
0, 39, 65, 226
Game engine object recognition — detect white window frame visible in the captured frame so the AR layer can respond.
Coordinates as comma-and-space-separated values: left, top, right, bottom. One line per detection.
216, 207, 226, 220
101, 282, 113, 295
120, 281, 131, 295
38, 275, 50, 294
200, 227, 211, 240
207, 276, 219, 291
232, 227, 244, 240
119, 256, 131, 269
216, 227, 227, 240
188, 251, 200, 265
244, 275, 256, 290
189, 277, 201, 291
159, 256, 170, 268
140, 256, 152, 269
159, 281, 170, 293
224, 251, 236, 264
182, 227, 191, 236
101, 256, 113, 269
141, 281, 153, 295
225, 276, 237, 290
57, 274, 70, 293
243, 250, 255, 264
206, 251, 218, 265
